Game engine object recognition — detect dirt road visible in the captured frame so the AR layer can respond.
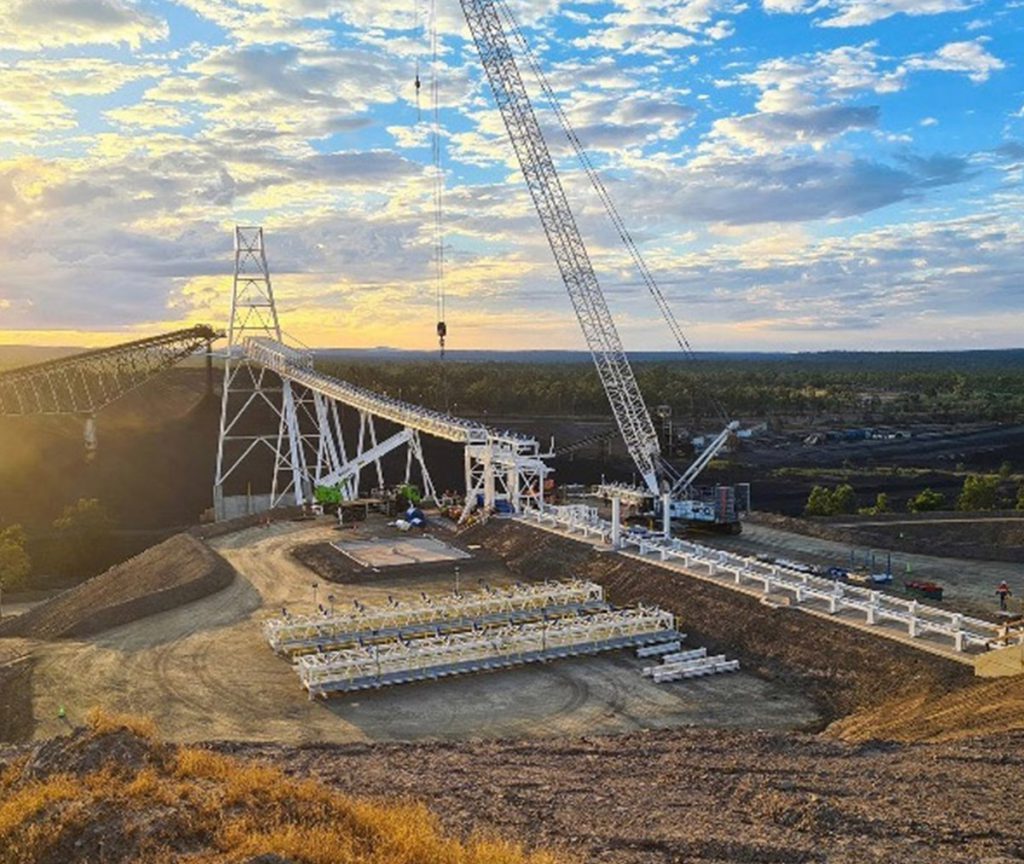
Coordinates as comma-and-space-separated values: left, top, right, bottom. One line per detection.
703, 521, 1022, 615
17, 521, 817, 743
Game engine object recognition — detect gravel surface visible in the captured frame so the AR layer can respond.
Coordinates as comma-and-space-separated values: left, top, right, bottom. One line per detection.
216, 727, 1024, 864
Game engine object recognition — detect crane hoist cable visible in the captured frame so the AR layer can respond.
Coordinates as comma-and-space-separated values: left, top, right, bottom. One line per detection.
413, 0, 422, 121
495, 0, 729, 429
429, 0, 447, 361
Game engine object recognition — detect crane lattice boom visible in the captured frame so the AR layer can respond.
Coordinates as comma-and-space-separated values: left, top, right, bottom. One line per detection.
460, 0, 662, 493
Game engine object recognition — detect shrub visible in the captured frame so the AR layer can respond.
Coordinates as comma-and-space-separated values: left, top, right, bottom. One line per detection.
0, 525, 30, 592
957, 474, 1000, 511
908, 488, 946, 513
804, 484, 857, 517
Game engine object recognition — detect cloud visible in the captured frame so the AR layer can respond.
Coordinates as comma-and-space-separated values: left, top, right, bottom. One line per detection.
0, 0, 168, 49
711, 105, 880, 153
762, 0, 978, 28
572, 0, 745, 55
903, 39, 1005, 82
639, 151, 971, 225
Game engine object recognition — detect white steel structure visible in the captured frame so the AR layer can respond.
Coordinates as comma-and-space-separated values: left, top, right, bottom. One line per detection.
214, 226, 552, 521
214, 226, 310, 519
296, 605, 678, 696
641, 648, 741, 683
264, 579, 605, 656
522, 505, 1008, 655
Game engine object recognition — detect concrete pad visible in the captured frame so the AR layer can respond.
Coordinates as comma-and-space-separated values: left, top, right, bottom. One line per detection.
331, 535, 471, 568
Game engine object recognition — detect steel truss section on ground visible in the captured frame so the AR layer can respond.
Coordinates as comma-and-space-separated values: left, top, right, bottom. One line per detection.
265, 579, 604, 655
271, 600, 612, 656
522, 505, 1007, 654
296, 606, 679, 696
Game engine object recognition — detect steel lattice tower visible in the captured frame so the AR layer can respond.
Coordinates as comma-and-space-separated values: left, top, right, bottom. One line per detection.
213, 226, 312, 519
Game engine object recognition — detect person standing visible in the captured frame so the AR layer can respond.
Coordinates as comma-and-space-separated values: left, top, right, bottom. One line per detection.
996, 580, 1012, 612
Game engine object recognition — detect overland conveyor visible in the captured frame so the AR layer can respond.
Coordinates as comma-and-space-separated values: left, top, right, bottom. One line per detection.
244, 336, 531, 448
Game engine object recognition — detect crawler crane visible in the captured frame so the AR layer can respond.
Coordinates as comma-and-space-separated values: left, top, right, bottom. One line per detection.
456, 0, 748, 531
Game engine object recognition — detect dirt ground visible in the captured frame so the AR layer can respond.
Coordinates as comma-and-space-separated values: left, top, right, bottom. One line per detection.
218, 727, 1024, 864
4, 519, 817, 744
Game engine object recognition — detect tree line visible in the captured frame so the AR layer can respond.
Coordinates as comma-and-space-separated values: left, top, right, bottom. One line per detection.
317, 354, 1024, 423
0, 498, 116, 595
804, 469, 1024, 517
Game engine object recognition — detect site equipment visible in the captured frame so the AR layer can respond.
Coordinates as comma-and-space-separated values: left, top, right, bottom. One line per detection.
457, 0, 746, 531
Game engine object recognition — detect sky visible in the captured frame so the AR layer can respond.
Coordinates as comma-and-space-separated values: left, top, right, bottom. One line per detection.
0, 0, 1021, 352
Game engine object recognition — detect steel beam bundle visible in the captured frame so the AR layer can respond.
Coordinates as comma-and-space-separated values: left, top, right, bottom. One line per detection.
264, 579, 605, 655
0, 326, 218, 416
296, 605, 678, 696
644, 650, 741, 684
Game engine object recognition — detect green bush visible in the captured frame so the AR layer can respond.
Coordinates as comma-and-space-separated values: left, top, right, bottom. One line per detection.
804, 483, 857, 517
908, 488, 946, 513
957, 474, 1000, 511
0, 524, 30, 591
52, 498, 115, 577
315, 485, 342, 505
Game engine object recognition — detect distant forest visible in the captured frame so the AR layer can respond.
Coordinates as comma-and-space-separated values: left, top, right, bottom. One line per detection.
317, 351, 1024, 424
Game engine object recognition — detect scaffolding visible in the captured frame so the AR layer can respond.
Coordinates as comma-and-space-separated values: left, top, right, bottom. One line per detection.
264, 579, 605, 655
297, 606, 678, 696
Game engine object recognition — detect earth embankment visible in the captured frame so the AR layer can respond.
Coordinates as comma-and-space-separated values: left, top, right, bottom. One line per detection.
0, 651, 33, 742
464, 519, 973, 727
0, 534, 234, 641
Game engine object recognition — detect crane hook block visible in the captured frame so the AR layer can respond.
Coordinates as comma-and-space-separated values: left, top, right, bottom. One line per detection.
436, 321, 447, 339
415, 75, 421, 91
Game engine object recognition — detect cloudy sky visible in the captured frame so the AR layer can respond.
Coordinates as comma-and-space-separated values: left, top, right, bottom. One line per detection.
0, 0, 1021, 351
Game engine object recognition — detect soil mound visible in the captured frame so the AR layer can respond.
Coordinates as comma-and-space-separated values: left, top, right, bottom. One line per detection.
0, 651, 33, 742
0, 534, 234, 641
219, 726, 1024, 864
0, 712, 559, 864
829, 673, 1024, 742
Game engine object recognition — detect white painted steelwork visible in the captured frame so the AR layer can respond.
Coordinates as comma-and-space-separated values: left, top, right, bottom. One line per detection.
521, 505, 1004, 653
265, 579, 604, 655
296, 605, 677, 696
214, 226, 551, 520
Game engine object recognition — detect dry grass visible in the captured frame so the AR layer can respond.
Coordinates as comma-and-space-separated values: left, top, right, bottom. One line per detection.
0, 710, 565, 864
84, 705, 159, 740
